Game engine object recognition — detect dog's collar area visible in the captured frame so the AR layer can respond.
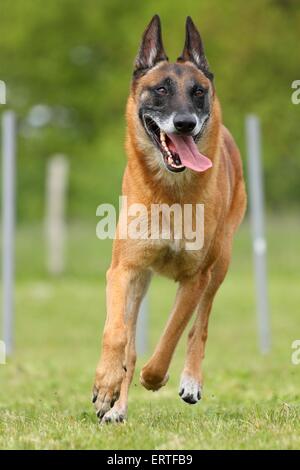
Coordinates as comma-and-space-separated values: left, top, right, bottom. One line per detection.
143, 115, 186, 173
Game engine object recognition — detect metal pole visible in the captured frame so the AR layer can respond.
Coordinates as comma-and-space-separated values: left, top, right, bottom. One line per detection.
136, 294, 148, 355
2, 111, 16, 356
0, 81, 6, 105
246, 114, 271, 354
45, 155, 69, 275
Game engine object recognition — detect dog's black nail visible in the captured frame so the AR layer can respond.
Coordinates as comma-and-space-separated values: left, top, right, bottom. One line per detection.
123, 365, 127, 372
92, 393, 98, 403
97, 409, 105, 420
197, 391, 201, 400
182, 394, 197, 405
179, 388, 184, 396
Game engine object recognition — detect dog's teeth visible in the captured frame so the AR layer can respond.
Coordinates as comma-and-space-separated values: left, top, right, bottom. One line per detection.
160, 130, 166, 142
160, 133, 180, 167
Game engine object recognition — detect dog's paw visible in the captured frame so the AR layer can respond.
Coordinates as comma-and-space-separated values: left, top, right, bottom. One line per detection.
92, 365, 125, 420
101, 405, 127, 424
179, 374, 202, 404
140, 367, 169, 391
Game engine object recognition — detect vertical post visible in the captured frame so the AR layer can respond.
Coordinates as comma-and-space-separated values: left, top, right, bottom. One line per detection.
136, 295, 148, 355
246, 115, 271, 354
45, 155, 69, 275
2, 111, 16, 356
0, 81, 6, 105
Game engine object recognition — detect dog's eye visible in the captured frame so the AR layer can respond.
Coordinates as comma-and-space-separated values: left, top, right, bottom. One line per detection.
194, 88, 204, 97
155, 87, 168, 96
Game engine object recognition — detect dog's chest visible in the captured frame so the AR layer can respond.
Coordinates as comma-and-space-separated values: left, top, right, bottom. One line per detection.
150, 238, 205, 280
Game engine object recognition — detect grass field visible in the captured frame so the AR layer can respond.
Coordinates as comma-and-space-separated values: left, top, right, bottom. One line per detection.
0, 216, 299, 450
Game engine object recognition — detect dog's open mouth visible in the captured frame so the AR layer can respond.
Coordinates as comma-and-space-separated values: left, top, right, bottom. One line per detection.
144, 116, 185, 173
144, 116, 212, 173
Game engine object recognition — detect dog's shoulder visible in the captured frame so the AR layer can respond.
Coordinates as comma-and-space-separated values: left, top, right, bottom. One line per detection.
221, 125, 243, 180
220, 125, 247, 228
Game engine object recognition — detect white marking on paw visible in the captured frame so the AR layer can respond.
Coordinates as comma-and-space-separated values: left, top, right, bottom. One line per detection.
101, 406, 127, 424
179, 374, 202, 404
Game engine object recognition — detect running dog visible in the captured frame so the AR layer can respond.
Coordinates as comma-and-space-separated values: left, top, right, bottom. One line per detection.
93, 15, 246, 423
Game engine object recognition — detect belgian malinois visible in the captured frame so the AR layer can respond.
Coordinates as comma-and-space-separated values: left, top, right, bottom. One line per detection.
93, 15, 246, 423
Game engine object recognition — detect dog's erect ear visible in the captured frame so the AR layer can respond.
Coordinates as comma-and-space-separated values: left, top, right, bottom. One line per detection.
134, 15, 168, 76
178, 17, 213, 79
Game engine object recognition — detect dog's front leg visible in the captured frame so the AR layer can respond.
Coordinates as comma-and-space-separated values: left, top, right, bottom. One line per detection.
93, 265, 132, 420
100, 270, 151, 423
179, 250, 232, 405
140, 272, 210, 392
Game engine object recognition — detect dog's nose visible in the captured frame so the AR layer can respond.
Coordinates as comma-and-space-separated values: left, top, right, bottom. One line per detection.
173, 114, 197, 134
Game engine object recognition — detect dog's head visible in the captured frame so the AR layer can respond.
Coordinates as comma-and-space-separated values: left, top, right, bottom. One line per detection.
129, 15, 216, 175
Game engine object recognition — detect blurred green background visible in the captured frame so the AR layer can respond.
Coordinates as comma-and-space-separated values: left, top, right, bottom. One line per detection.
0, 0, 299, 221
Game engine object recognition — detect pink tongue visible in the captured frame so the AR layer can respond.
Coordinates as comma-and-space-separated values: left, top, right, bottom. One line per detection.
166, 133, 212, 172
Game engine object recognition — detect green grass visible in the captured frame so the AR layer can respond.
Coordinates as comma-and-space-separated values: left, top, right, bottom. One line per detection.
0, 216, 300, 449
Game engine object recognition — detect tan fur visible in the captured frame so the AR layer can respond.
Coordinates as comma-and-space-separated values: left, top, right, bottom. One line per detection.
93, 60, 247, 422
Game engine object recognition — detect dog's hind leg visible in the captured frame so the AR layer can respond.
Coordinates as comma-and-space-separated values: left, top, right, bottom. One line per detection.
100, 270, 151, 423
140, 272, 210, 392
179, 252, 231, 405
